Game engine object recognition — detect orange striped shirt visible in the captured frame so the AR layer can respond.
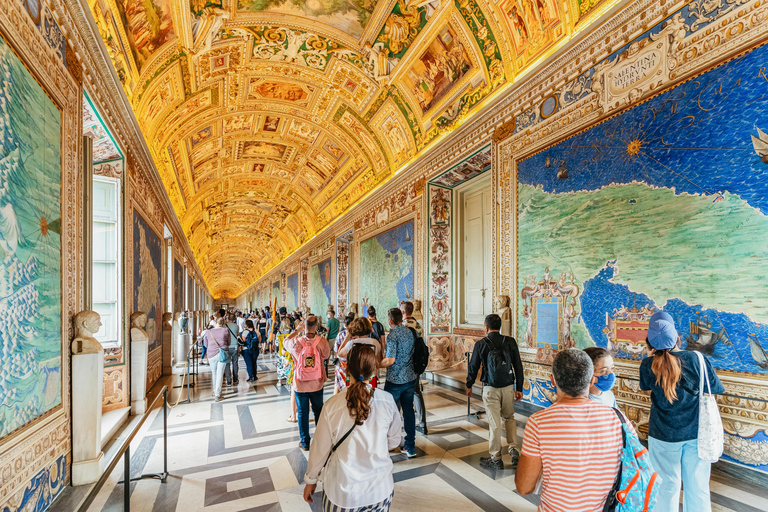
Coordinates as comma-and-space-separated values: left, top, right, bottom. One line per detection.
521, 400, 627, 512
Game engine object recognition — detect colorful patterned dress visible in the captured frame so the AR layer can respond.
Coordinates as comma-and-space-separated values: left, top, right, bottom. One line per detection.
334, 329, 348, 391
276, 331, 294, 383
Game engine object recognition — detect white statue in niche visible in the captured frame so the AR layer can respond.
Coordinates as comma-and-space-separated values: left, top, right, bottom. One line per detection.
494, 295, 513, 337
72, 311, 103, 355
130, 312, 148, 342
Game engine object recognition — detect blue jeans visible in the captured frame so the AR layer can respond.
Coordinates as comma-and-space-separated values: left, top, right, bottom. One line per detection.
243, 348, 259, 380
649, 437, 712, 512
295, 389, 324, 448
385, 378, 418, 451
224, 346, 240, 383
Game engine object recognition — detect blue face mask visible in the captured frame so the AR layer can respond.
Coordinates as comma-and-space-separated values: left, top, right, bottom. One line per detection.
595, 372, 616, 392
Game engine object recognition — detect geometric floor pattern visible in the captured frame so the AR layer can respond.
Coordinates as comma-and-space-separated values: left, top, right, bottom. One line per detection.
52, 355, 768, 512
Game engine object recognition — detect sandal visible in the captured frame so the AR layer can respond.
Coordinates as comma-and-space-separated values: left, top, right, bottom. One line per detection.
286, 416, 298, 423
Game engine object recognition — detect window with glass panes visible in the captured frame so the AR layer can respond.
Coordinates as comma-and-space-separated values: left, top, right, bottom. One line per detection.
92, 177, 120, 344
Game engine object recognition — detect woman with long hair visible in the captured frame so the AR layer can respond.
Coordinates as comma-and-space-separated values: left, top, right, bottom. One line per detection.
640, 311, 724, 511
303, 345, 401, 511
338, 317, 381, 388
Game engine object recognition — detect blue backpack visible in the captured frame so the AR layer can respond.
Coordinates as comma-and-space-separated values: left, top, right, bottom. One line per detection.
245, 330, 260, 352
603, 408, 660, 512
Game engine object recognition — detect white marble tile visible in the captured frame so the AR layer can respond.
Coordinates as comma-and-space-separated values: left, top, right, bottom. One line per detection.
267, 456, 299, 491
226, 477, 253, 493
391, 473, 485, 512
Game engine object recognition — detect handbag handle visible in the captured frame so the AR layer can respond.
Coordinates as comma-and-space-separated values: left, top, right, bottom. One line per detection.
694, 351, 712, 396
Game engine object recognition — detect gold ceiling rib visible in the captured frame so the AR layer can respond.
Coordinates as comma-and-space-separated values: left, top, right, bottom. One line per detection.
87, 0, 615, 297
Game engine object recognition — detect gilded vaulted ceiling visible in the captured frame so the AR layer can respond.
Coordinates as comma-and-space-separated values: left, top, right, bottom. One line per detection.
87, 0, 617, 297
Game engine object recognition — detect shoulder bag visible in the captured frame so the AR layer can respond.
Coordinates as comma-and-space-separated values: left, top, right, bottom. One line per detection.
207, 330, 231, 364
693, 351, 724, 462
321, 423, 357, 477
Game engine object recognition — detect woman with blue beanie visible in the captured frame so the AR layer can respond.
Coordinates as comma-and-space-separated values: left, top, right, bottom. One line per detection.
640, 311, 724, 511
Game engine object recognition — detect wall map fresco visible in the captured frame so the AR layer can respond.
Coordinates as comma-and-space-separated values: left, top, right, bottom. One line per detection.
517, 43, 768, 376
0, 33, 63, 438
310, 258, 332, 318
133, 212, 161, 351
360, 221, 414, 317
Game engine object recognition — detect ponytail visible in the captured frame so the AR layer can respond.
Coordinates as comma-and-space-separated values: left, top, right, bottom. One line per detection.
346, 344, 377, 425
652, 349, 682, 402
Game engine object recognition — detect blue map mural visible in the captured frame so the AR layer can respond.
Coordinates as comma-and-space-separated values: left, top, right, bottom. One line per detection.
286, 273, 299, 311
517, 42, 768, 377
310, 259, 332, 318
0, 34, 63, 438
271, 280, 280, 306
359, 221, 414, 316
133, 212, 161, 351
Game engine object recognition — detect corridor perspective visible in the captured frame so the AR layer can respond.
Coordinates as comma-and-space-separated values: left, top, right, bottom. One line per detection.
2, 0, 768, 511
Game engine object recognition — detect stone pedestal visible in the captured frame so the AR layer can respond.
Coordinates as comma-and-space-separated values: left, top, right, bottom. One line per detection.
72, 351, 105, 485
162, 313, 173, 376
176, 333, 191, 367
171, 313, 181, 367
131, 337, 149, 415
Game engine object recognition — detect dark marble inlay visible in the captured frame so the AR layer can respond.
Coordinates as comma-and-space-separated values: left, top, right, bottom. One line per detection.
204, 467, 275, 506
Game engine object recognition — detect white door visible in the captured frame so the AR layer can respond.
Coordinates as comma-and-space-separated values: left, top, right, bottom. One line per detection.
463, 185, 493, 325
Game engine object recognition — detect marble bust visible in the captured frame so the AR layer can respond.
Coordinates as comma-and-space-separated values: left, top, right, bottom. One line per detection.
412, 299, 423, 320
130, 311, 148, 342
494, 295, 513, 337
163, 312, 173, 326
72, 310, 103, 355
348, 303, 359, 316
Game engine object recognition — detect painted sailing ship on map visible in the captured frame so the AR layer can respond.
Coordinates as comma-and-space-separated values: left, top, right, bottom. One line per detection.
751, 127, 768, 163
748, 335, 768, 370
685, 314, 730, 355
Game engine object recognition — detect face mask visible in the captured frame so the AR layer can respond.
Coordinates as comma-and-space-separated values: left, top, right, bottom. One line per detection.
595, 372, 616, 392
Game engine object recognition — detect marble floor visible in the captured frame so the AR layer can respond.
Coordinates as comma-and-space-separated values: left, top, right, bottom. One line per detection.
53, 356, 768, 512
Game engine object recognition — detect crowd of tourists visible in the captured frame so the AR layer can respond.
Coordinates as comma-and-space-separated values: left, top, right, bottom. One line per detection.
199, 303, 723, 512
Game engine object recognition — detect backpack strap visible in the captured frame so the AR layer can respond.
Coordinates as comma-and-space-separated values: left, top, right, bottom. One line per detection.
602, 407, 627, 512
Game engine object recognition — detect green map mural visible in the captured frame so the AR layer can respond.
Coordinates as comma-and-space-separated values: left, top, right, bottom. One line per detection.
0, 33, 63, 437
360, 221, 414, 316
286, 273, 299, 311
310, 259, 332, 318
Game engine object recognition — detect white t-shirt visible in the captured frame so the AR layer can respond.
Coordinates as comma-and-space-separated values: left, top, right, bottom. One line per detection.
589, 390, 616, 408
304, 387, 401, 508
236, 317, 246, 332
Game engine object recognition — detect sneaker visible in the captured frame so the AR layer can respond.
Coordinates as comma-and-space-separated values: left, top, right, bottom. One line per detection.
509, 447, 521, 466
416, 425, 429, 435
214, 396, 224, 403
226, 381, 232, 386
299, 443, 309, 451
480, 457, 504, 470
404, 448, 418, 458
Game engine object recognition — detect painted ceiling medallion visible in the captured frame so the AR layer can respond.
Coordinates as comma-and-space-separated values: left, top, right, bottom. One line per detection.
87, 0, 617, 296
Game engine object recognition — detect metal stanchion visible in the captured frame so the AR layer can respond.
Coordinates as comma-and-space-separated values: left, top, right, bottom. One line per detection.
123, 445, 130, 511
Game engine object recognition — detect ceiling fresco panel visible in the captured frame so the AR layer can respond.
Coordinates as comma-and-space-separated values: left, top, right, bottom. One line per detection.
88, 0, 618, 296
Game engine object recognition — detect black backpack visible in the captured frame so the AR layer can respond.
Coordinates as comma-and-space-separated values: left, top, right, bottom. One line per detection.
485, 336, 515, 388
407, 327, 430, 375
